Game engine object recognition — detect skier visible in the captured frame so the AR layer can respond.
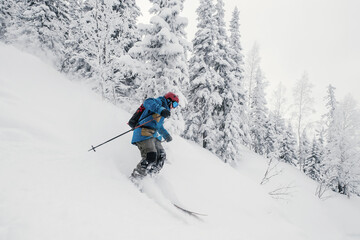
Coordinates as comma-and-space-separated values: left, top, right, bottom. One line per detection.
130, 92, 179, 180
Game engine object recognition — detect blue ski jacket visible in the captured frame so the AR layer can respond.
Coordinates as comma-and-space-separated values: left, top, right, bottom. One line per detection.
131, 96, 171, 144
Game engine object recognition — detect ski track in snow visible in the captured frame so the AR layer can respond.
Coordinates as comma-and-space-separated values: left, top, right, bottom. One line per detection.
1, 44, 360, 240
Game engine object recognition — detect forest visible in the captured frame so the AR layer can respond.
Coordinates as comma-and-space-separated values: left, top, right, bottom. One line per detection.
1, 0, 359, 197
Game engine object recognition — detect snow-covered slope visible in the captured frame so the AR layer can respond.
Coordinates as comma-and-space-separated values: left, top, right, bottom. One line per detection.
1, 44, 360, 240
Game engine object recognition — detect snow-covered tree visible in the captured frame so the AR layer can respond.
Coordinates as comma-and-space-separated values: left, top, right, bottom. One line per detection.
263, 114, 278, 158
64, 0, 141, 102
210, 0, 246, 162
229, 7, 244, 80
324, 95, 360, 196
279, 123, 298, 166
212, 0, 232, 75
292, 72, 314, 171
244, 42, 261, 107
130, 0, 190, 133
304, 136, 323, 181
323, 84, 338, 143
105, 0, 141, 104
111, 0, 140, 56
62, 0, 141, 103
0, 0, 16, 41
72, 0, 115, 96
227, 6, 250, 147
249, 68, 268, 155
61, 0, 85, 74
6, 0, 70, 64
267, 112, 288, 160
271, 82, 287, 119
129, 0, 190, 98
299, 130, 311, 172
183, 0, 222, 153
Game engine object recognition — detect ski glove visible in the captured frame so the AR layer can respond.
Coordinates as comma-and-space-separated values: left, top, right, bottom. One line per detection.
165, 135, 172, 142
160, 109, 171, 118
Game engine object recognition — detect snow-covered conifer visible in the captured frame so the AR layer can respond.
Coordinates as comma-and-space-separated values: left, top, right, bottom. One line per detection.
299, 130, 311, 172
324, 95, 360, 196
279, 123, 298, 166
292, 72, 314, 171
61, 0, 84, 73
265, 112, 287, 160
129, 0, 190, 133
183, 0, 223, 153
249, 68, 268, 155
129, 0, 190, 98
263, 116, 277, 157
323, 84, 338, 143
6, 0, 70, 65
304, 137, 323, 181
227, 6, 251, 147
105, 0, 141, 105
62, 0, 141, 104
0, 0, 16, 41
244, 42, 261, 107
111, 0, 140, 56
72, 0, 112, 94
212, 1, 246, 162
67, 0, 140, 101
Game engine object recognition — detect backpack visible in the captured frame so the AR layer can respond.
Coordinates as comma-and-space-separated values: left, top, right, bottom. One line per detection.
128, 104, 145, 129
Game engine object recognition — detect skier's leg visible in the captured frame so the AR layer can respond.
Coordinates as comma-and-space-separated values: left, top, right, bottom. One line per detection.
131, 138, 157, 179
151, 139, 166, 174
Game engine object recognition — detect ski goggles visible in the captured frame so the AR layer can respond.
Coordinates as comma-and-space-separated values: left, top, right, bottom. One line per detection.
172, 101, 179, 108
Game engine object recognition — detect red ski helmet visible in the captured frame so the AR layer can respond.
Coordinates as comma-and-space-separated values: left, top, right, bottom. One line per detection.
164, 92, 179, 103
164, 92, 179, 108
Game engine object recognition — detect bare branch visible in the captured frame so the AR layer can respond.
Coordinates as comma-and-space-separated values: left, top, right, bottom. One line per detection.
260, 158, 283, 185
269, 183, 296, 200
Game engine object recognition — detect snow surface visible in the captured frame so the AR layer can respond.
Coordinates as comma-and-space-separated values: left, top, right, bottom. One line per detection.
1, 43, 360, 240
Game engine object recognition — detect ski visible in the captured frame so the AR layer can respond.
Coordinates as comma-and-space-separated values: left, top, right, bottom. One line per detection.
173, 203, 207, 219
129, 175, 207, 220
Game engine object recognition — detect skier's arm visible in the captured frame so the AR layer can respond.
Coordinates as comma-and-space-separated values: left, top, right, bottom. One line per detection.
158, 125, 170, 140
143, 98, 165, 115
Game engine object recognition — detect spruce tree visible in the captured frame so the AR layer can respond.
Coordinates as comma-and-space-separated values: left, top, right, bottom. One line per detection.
111, 0, 140, 56
67, 0, 139, 101
263, 116, 276, 157
299, 130, 311, 172
129, 0, 190, 133
212, 0, 245, 162
0, 0, 15, 41
265, 112, 287, 160
74, 0, 113, 95
304, 137, 323, 181
324, 95, 360, 196
279, 123, 298, 166
106, 0, 141, 105
129, 0, 190, 98
227, 6, 250, 147
61, 0, 85, 74
183, 0, 222, 153
6, 0, 70, 65
323, 84, 338, 143
249, 68, 268, 155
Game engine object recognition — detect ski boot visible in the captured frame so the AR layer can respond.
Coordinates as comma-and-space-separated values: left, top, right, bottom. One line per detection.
130, 160, 151, 185
148, 152, 165, 176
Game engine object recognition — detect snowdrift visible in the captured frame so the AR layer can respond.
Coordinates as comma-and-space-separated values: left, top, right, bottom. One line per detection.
1, 44, 360, 240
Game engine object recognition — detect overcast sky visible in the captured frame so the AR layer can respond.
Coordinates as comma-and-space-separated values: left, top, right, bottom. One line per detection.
137, 0, 360, 116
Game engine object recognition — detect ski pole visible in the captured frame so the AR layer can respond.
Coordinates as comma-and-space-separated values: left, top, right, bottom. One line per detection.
88, 116, 160, 152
